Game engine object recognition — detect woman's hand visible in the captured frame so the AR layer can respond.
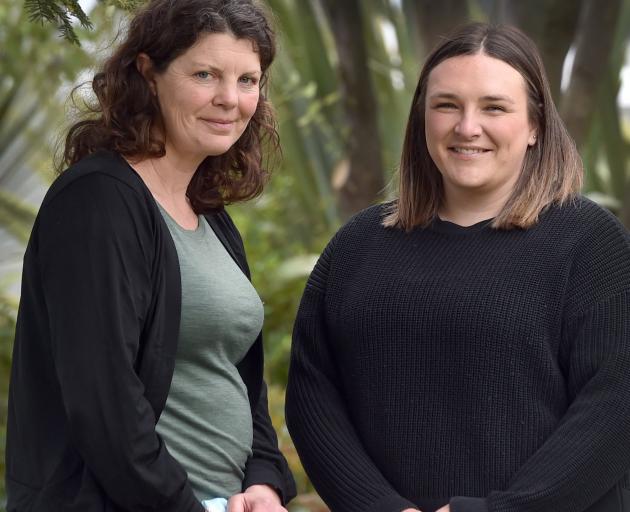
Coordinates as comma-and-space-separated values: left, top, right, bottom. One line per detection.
228, 484, 286, 512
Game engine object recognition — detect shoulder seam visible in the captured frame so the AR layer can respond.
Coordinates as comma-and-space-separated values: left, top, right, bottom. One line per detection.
42, 170, 145, 212
566, 287, 630, 321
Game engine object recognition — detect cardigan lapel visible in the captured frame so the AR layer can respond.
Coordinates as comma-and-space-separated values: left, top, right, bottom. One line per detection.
204, 213, 248, 276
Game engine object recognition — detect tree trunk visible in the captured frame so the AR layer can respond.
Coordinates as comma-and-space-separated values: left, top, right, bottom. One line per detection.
403, 0, 469, 57
497, 0, 580, 101
609, 74, 630, 226
319, 0, 385, 219
600, 72, 627, 202
560, 0, 622, 150
622, 175, 630, 230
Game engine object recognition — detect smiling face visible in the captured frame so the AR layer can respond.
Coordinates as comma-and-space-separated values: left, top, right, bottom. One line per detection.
142, 32, 262, 165
424, 52, 537, 207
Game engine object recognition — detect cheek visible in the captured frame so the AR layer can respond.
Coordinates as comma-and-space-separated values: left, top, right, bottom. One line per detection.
502, 130, 531, 161
159, 93, 193, 126
425, 113, 450, 141
424, 114, 445, 158
179, 88, 211, 118
499, 119, 531, 146
240, 93, 260, 120
424, 111, 435, 136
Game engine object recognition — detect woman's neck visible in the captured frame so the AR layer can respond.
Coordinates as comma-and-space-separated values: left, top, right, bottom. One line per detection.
133, 144, 202, 197
439, 186, 512, 226
146, 157, 192, 198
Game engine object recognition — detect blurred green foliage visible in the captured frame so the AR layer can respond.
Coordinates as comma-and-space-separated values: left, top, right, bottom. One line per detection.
0, 295, 16, 504
2, 0, 630, 510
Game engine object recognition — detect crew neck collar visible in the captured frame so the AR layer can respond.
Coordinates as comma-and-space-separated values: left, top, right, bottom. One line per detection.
430, 216, 494, 235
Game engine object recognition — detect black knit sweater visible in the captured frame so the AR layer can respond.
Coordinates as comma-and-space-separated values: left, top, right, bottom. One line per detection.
285, 198, 630, 512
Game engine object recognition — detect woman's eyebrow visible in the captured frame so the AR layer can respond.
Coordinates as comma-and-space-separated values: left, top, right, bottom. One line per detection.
428, 92, 516, 104
480, 94, 515, 103
428, 92, 459, 100
190, 62, 261, 76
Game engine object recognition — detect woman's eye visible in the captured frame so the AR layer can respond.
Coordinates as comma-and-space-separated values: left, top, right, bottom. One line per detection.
485, 105, 506, 112
435, 102, 457, 110
239, 76, 258, 86
195, 71, 211, 80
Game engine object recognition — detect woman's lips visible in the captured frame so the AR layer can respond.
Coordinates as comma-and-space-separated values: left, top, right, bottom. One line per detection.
448, 146, 491, 158
201, 118, 236, 132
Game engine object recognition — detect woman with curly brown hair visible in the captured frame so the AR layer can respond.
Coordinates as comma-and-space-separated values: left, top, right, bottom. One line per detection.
5, 1, 295, 511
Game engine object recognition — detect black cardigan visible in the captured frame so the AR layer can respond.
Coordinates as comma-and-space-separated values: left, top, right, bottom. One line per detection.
6, 150, 296, 511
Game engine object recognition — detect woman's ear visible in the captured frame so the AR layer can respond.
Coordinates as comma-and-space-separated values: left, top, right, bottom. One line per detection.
528, 127, 538, 146
136, 53, 157, 95
528, 133, 537, 146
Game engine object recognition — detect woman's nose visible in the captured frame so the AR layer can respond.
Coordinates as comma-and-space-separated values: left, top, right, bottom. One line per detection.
212, 80, 238, 108
454, 111, 482, 138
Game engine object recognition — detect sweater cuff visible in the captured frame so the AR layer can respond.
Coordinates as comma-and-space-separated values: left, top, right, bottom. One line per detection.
450, 496, 488, 512
242, 458, 295, 505
365, 493, 418, 512
164, 482, 205, 512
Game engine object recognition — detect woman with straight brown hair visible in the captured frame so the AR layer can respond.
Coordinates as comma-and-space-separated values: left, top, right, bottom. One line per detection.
286, 22, 630, 512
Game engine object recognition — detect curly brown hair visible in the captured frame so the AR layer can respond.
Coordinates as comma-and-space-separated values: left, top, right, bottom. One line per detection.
61, 0, 278, 213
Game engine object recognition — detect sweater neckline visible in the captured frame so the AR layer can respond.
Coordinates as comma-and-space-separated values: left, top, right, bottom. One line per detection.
430, 216, 494, 235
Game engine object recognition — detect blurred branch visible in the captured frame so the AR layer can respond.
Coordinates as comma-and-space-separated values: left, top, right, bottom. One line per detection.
319, 0, 385, 219
24, 0, 93, 45
0, 190, 37, 244
560, 0, 622, 149
403, 0, 469, 56
107, 0, 144, 9
498, 0, 581, 101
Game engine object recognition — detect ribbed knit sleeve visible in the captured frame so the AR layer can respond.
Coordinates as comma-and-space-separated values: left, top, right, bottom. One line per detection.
473, 208, 630, 512
286, 234, 417, 512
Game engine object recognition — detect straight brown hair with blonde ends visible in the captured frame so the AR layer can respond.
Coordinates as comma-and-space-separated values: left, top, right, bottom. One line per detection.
383, 22, 582, 231
60, 0, 278, 214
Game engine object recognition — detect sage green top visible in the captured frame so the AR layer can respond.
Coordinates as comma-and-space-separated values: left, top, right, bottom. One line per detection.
156, 205, 264, 500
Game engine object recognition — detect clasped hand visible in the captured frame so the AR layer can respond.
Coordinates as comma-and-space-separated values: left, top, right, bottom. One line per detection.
402, 505, 449, 512
223, 485, 287, 512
